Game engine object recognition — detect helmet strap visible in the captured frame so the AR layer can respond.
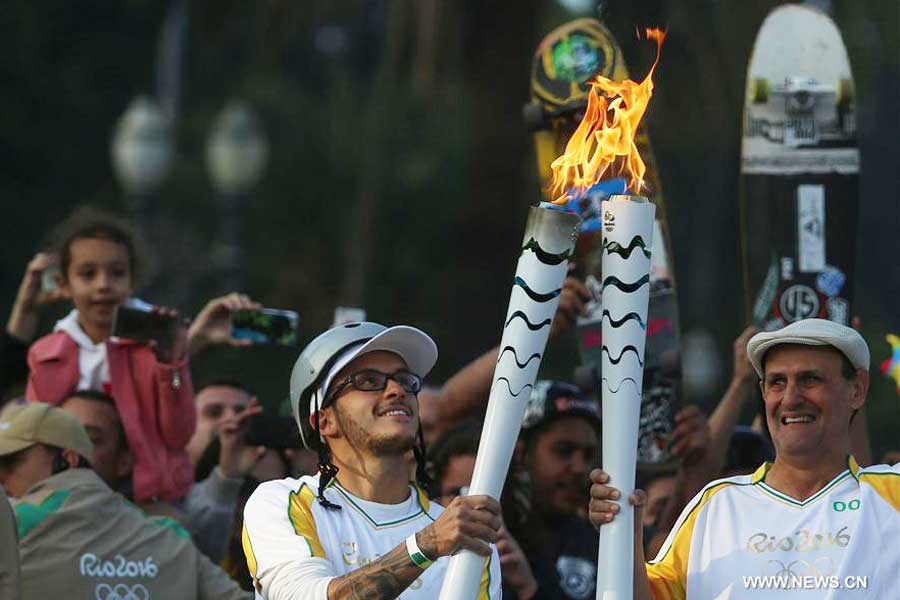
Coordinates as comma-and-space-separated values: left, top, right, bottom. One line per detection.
313, 391, 342, 510
316, 458, 342, 510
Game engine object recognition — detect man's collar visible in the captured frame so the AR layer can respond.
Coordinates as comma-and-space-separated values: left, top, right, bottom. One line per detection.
752, 454, 861, 484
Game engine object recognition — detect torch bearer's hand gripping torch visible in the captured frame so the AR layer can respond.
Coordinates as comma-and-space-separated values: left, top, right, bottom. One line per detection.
414, 495, 503, 561
588, 469, 655, 600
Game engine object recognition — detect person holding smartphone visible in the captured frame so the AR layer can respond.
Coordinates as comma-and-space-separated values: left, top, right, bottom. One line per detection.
24, 207, 196, 506
23, 207, 265, 508
1, 252, 63, 403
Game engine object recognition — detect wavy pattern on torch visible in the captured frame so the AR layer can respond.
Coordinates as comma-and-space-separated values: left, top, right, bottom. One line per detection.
601, 377, 639, 394
492, 377, 535, 397
513, 277, 562, 302
602, 236, 652, 259
601, 274, 650, 294
601, 309, 647, 330
601, 345, 645, 367
504, 310, 552, 331
521, 237, 573, 265
496, 346, 542, 368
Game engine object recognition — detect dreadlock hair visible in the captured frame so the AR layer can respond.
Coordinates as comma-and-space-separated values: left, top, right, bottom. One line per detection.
413, 424, 432, 493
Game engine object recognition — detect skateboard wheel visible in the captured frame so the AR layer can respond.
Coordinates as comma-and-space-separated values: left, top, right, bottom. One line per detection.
750, 77, 768, 103
522, 102, 546, 132
836, 78, 854, 107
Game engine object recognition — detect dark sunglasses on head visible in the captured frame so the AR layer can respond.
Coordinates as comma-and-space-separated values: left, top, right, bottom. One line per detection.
327, 369, 423, 404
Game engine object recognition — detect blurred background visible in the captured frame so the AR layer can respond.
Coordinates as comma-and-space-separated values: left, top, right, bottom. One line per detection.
2, 1, 898, 452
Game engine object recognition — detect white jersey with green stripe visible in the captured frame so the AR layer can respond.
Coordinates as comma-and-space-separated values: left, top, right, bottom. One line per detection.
242, 474, 500, 600
646, 457, 900, 599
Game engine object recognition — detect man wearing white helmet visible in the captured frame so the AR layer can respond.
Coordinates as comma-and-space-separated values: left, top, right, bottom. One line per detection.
242, 322, 502, 599
588, 318, 900, 599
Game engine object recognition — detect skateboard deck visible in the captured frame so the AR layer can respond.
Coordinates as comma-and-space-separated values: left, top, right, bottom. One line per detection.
740, 4, 859, 330
526, 19, 680, 469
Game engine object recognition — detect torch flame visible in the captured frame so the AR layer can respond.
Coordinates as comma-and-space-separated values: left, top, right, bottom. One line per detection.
549, 28, 666, 204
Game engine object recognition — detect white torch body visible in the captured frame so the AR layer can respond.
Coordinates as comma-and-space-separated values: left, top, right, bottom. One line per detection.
438, 204, 578, 600
596, 196, 655, 600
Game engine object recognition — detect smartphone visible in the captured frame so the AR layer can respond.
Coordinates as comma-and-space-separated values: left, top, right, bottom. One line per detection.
40, 265, 61, 294
232, 308, 298, 346
243, 414, 303, 449
112, 303, 178, 350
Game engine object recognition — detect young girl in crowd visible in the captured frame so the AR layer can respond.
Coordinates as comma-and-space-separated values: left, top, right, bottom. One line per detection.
25, 208, 196, 504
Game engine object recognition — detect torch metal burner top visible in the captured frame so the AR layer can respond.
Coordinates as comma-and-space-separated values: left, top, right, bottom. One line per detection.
609, 194, 649, 203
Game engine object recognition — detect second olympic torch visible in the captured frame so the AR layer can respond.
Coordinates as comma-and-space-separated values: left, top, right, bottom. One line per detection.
537, 26, 664, 600
438, 204, 578, 600
596, 195, 655, 599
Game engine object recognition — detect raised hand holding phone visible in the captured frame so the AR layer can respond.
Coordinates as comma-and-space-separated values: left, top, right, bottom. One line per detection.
7, 252, 64, 342
112, 300, 186, 364
218, 398, 266, 479
150, 305, 188, 364
187, 292, 261, 355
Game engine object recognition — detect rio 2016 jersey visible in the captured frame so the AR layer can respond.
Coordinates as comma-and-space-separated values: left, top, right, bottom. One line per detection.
646, 457, 900, 599
242, 474, 500, 600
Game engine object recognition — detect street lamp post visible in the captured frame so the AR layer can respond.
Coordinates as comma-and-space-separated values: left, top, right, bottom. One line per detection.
206, 100, 269, 291
110, 95, 175, 297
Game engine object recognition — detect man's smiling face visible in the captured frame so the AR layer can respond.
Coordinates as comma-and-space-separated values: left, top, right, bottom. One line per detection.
324, 351, 420, 457
762, 344, 866, 460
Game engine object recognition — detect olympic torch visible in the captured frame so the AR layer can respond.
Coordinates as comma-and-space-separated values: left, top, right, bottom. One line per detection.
441, 24, 665, 599
539, 26, 665, 600
438, 203, 578, 600
596, 195, 654, 599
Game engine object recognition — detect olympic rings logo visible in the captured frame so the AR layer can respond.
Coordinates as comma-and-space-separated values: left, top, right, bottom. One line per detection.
765, 556, 835, 578
94, 583, 150, 600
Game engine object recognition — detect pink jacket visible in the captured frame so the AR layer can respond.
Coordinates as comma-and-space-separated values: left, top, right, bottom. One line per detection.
26, 331, 196, 503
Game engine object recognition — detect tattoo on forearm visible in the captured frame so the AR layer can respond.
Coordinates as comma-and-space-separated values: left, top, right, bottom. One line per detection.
328, 543, 422, 600
416, 527, 438, 560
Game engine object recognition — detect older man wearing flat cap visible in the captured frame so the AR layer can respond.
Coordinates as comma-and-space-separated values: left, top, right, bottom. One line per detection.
588, 319, 900, 599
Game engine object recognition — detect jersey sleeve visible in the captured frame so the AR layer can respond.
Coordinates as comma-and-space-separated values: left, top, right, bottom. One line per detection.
858, 462, 900, 513
242, 480, 335, 599
645, 529, 689, 600
645, 481, 733, 600
478, 545, 502, 600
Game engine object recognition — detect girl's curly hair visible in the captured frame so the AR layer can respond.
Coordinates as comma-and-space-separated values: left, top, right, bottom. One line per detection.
48, 205, 149, 284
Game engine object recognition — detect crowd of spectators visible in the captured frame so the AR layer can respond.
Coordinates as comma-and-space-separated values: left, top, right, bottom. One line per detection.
0, 205, 891, 599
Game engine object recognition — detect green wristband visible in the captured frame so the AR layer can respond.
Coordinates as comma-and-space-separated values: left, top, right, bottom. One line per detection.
406, 533, 434, 569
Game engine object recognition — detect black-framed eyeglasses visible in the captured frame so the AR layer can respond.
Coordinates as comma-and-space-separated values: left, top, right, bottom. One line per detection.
326, 369, 423, 404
